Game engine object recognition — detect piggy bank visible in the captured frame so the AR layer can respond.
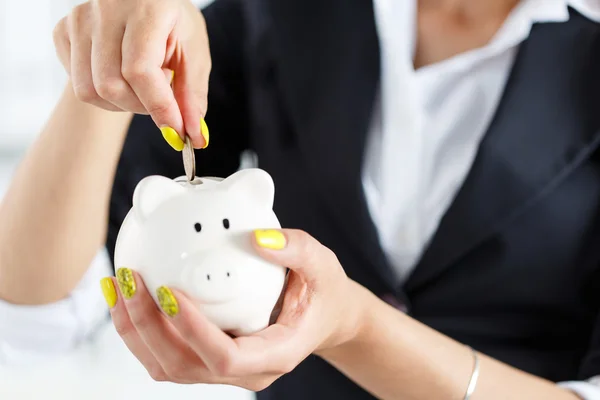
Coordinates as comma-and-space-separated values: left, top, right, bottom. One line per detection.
113, 168, 287, 336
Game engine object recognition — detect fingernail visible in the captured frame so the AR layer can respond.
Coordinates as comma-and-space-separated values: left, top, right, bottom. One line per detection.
200, 118, 209, 149
254, 229, 286, 250
160, 126, 185, 151
116, 268, 137, 299
100, 277, 117, 308
157, 286, 179, 317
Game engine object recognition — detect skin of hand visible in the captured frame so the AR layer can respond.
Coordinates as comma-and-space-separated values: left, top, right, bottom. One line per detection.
52, 0, 210, 150
101, 228, 583, 399
102, 228, 362, 391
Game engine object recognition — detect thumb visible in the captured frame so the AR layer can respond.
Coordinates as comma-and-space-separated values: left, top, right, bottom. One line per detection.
252, 229, 332, 286
171, 60, 210, 150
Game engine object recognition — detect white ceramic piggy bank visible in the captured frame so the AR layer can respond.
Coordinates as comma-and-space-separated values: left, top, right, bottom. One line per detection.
113, 168, 287, 336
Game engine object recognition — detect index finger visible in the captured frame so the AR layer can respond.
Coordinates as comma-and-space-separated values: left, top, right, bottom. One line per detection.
121, 15, 184, 137
167, 288, 299, 377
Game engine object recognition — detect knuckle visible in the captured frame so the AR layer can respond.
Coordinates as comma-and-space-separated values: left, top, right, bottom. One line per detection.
128, 309, 153, 331
69, 3, 90, 30
295, 231, 314, 258
322, 246, 338, 264
113, 320, 134, 338
121, 61, 149, 84
278, 360, 296, 375
52, 18, 67, 44
214, 352, 236, 377
147, 366, 168, 382
94, 0, 118, 20
246, 378, 274, 392
145, 98, 173, 118
95, 78, 124, 101
73, 83, 98, 103
163, 365, 188, 382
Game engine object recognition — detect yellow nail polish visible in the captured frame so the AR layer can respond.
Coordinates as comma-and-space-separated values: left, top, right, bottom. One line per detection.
200, 118, 209, 149
116, 268, 137, 299
160, 126, 185, 151
100, 277, 117, 308
170, 70, 175, 84
157, 286, 179, 317
254, 229, 287, 250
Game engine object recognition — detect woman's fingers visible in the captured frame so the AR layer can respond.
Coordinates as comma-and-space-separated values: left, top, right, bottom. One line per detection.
163, 289, 239, 373
90, 2, 146, 113
121, 12, 184, 137
172, 64, 210, 149
103, 228, 352, 389
253, 229, 339, 288
170, 12, 211, 149
54, 0, 211, 150
67, 4, 120, 111
114, 268, 207, 383
109, 275, 280, 388
165, 288, 300, 378
108, 277, 168, 381
108, 267, 312, 386
52, 17, 71, 75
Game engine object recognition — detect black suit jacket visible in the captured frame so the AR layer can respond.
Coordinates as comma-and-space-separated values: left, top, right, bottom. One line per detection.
106, 1, 600, 399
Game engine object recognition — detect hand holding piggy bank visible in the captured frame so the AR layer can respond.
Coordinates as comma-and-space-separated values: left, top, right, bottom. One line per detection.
113, 168, 287, 336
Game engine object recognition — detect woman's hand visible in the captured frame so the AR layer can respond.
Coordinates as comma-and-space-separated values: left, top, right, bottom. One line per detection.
52, 0, 210, 149
102, 229, 364, 390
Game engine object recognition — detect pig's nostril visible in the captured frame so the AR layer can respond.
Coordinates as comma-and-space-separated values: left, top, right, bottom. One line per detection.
226, 272, 230, 277
206, 274, 211, 281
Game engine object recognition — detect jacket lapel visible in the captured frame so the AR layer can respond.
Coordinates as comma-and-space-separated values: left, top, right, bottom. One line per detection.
405, 10, 600, 292
268, 0, 397, 286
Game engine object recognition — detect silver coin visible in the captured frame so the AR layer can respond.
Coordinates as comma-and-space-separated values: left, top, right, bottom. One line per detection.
182, 135, 196, 182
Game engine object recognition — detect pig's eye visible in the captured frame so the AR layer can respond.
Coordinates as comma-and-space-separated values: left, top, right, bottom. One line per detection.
222, 219, 230, 229
194, 223, 202, 232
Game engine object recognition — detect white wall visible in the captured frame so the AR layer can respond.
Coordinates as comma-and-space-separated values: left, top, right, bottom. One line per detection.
0, 0, 214, 152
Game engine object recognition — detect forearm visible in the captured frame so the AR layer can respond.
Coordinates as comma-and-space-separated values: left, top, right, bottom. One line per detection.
0, 83, 132, 305
319, 282, 581, 400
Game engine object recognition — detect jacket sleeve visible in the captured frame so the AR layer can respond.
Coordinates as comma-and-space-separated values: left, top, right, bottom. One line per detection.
556, 266, 600, 399
106, 0, 250, 263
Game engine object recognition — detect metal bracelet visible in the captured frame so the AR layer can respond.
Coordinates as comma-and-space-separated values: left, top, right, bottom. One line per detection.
463, 346, 480, 400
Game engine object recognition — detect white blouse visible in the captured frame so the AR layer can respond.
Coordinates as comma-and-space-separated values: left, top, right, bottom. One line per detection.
365, 0, 600, 397
1, 0, 600, 398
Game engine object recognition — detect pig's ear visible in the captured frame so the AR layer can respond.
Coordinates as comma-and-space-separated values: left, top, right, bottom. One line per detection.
132, 176, 185, 222
222, 168, 275, 208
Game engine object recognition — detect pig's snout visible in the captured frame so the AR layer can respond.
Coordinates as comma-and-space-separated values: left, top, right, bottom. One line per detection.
204, 269, 234, 283
181, 250, 244, 304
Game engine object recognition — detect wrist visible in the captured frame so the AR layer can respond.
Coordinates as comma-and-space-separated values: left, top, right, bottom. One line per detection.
315, 280, 375, 360
45, 82, 134, 161
63, 81, 134, 131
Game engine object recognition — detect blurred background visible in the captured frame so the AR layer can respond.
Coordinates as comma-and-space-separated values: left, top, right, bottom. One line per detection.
0, 0, 75, 196
0, 1, 256, 399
